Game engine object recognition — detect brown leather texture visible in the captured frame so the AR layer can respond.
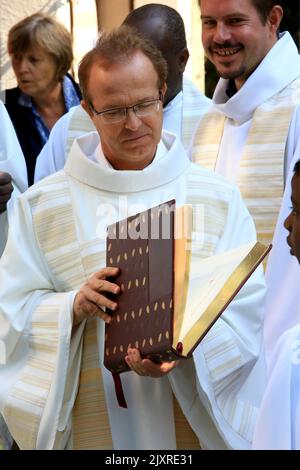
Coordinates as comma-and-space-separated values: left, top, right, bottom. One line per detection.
104, 200, 179, 373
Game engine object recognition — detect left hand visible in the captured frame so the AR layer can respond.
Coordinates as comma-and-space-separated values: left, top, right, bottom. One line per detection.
125, 348, 178, 378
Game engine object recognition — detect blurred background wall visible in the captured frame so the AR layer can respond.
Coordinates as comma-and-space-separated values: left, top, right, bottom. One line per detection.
0, 0, 204, 93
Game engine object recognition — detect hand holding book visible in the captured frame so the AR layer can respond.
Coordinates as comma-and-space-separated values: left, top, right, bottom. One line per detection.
125, 347, 178, 377
104, 200, 271, 374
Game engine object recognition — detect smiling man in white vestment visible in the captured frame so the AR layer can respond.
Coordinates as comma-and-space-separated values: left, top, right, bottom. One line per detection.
193, 0, 300, 366
0, 26, 266, 450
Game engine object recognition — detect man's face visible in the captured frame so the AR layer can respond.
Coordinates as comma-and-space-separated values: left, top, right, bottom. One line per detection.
200, 0, 282, 90
82, 51, 165, 171
284, 173, 300, 264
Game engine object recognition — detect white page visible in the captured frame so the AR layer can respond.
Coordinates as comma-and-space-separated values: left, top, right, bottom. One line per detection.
179, 241, 256, 341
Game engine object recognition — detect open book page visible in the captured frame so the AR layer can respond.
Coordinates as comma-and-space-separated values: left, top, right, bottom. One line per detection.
177, 241, 266, 355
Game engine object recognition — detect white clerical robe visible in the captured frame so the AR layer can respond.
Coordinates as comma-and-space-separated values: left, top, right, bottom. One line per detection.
264, 152, 300, 365
252, 322, 300, 449
0, 101, 28, 255
0, 131, 265, 450
252, 153, 300, 449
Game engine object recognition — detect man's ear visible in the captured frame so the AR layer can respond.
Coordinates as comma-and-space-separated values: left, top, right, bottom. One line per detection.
160, 82, 167, 101
177, 48, 189, 73
268, 5, 283, 34
81, 99, 93, 118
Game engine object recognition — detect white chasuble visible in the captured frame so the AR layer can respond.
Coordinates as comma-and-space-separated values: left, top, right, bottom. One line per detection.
0, 131, 266, 450
192, 85, 300, 249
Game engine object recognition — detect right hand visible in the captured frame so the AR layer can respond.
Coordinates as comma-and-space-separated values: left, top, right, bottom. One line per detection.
73, 267, 120, 327
0, 172, 13, 214
125, 348, 178, 378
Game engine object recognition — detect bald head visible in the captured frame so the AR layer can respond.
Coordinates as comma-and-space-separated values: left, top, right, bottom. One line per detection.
124, 4, 189, 105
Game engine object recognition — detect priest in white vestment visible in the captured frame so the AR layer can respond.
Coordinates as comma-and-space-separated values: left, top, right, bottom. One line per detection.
192, 0, 300, 365
0, 26, 266, 451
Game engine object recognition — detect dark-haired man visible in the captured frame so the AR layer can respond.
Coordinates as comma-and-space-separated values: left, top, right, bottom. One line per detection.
192, 0, 300, 364
34, 4, 211, 181
124, 3, 210, 143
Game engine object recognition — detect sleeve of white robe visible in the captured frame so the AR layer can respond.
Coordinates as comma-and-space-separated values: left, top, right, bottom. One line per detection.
0, 101, 28, 255
169, 185, 267, 450
252, 324, 300, 450
0, 194, 80, 449
285, 103, 300, 182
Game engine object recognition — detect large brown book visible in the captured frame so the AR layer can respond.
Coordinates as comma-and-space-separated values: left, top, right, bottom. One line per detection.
104, 200, 270, 374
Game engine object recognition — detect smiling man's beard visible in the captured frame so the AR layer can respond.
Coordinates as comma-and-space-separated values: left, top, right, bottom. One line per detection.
215, 63, 247, 80
208, 42, 246, 79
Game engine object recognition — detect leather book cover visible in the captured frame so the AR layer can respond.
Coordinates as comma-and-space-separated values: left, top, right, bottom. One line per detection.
104, 200, 178, 373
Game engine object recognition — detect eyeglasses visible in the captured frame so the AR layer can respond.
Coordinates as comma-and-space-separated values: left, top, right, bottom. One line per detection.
90, 94, 162, 124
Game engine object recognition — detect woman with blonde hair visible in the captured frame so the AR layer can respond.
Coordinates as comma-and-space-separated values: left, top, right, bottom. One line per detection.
5, 12, 81, 185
